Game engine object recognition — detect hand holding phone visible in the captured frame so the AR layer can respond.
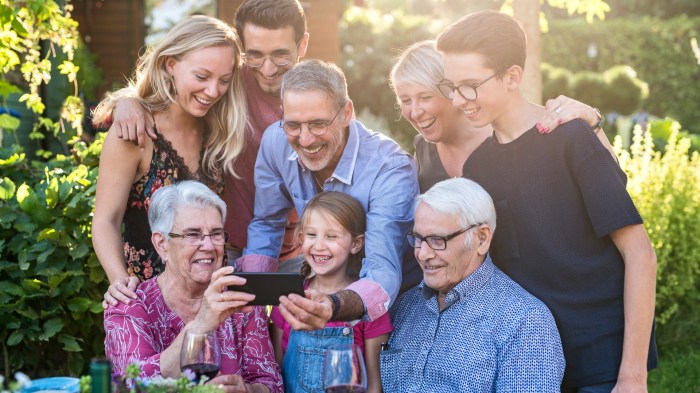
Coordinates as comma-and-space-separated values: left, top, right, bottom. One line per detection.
226, 272, 305, 305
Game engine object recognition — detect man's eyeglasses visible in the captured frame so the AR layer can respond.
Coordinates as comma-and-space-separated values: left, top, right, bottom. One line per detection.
281, 103, 345, 137
242, 42, 301, 68
168, 231, 229, 246
407, 224, 479, 251
436, 73, 498, 101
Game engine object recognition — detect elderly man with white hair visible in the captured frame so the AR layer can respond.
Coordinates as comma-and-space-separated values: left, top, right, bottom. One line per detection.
379, 178, 565, 392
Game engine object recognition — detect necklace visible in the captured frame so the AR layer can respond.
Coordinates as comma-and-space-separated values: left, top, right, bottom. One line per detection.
313, 173, 325, 191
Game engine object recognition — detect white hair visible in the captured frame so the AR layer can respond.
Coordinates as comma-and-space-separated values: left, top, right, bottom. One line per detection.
416, 178, 497, 247
148, 181, 226, 236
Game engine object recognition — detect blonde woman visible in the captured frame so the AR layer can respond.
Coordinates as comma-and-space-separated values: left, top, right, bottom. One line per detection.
92, 15, 248, 308
390, 40, 611, 192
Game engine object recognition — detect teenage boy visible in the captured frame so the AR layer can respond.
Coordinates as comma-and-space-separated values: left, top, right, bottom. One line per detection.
436, 11, 657, 393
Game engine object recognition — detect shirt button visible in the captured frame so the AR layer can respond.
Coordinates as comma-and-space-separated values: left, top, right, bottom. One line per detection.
342, 327, 351, 336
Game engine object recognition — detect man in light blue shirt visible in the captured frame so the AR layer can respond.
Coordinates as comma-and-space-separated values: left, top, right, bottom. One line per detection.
237, 59, 420, 323
380, 178, 564, 392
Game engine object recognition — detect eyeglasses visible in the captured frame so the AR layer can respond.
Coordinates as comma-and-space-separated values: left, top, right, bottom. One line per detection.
242, 42, 301, 68
168, 231, 229, 246
407, 224, 479, 251
280, 103, 345, 137
436, 73, 498, 101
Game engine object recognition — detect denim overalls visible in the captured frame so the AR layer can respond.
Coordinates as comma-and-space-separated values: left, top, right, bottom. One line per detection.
282, 325, 354, 392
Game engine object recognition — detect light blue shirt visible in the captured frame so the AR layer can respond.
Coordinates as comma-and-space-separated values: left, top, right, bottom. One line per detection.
380, 256, 565, 392
242, 120, 419, 317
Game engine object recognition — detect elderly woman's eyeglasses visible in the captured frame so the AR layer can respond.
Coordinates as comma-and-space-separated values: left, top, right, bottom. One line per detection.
407, 224, 479, 251
436, 73, 498, 101
168, 231, 229, 246
281, 104, 345, 137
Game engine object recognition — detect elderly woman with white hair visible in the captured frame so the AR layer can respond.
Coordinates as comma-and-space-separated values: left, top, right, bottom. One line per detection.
104, 181, 283, 393
380, 177, 564, 392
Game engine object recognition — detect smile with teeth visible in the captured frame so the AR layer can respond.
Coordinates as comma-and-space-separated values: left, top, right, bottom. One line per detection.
417, 118, 436, 129
462, 107, 479, 116
194, 96, 212, 106
312, 254, 331, 262
302, 145, 323, 154
422, 265, 443, 271
193, 258, 214, 264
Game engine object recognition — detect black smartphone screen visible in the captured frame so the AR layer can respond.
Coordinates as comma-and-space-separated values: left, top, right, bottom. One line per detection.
227, 272, 305, 305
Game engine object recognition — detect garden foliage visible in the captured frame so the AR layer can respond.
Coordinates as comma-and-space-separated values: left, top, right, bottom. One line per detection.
0, 134, 106, 378
542, 16, 700, 134
615, 119, 700, 350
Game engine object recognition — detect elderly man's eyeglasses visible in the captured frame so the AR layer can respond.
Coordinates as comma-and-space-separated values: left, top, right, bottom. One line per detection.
407, 224, 479, 251
242, 42, 301, 68
436, 73, 498, 101
281, 104, 345, 137
168, 231, 229, 246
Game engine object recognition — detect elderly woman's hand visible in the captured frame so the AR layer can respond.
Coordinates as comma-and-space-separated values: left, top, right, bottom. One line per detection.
191, 266, 256, 333
103, 275, 140, 309
207, 374, 270, 393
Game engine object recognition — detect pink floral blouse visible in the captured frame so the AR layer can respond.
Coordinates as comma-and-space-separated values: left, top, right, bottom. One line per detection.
104, 278, 282, 393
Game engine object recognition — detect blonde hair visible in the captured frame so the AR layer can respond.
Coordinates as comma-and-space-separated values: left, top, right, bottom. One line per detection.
389, 40, 444, 102
94, 15, 248, 176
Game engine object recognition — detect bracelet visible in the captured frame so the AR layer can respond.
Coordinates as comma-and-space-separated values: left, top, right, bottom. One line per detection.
328, 293, 341, 321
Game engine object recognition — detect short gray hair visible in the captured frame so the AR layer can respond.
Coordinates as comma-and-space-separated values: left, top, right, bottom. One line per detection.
416, 178, 497, 246
389, 40, 444, 100
148, 181, 227, 236
280, 59, 349, 109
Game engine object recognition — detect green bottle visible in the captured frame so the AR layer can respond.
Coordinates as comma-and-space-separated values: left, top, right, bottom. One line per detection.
90, 358, 112, 393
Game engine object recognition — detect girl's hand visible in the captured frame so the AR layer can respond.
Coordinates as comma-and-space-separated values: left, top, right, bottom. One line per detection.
191, 266, 256, 333
103, 276, 140, 309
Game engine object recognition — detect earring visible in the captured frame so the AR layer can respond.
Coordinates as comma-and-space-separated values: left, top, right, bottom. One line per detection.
169, 74, 177, 96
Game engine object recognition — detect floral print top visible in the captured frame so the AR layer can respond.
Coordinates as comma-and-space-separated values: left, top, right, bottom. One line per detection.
122, 130, 223, 281
104, 278, 283, 392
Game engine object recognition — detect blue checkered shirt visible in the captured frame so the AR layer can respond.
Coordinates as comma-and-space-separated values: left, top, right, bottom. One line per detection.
380, 255, 564, 392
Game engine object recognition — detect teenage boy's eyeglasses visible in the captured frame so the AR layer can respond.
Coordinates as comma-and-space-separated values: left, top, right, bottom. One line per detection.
436, 73, 498, 101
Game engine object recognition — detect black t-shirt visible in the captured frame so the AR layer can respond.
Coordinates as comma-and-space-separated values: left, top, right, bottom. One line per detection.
463, 119, 657, 387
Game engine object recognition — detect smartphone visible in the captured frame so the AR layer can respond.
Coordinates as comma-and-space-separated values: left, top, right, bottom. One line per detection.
227, 272, 305, 305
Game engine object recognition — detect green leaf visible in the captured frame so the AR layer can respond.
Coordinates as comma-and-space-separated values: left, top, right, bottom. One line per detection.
0, 281, 24, 296
37, 228, 59, 242
45, 177, 59, 208
16, 183, 52, 225
67, 297, 91, 313
0, 113, 20, 130
39, 318, 64, 340
0, 79, 21, 97
0, 177, 16, 200
58, 335, 82, 352
7, 330, 23, 346
89, 302, 104, 313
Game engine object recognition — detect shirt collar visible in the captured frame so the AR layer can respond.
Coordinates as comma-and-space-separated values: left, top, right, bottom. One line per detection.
420, 254, 496, 309
286, 120, 361, 186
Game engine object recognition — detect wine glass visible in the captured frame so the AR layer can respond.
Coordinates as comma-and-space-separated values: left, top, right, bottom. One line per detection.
322, 343, 367, 393
180, 330, 221, 384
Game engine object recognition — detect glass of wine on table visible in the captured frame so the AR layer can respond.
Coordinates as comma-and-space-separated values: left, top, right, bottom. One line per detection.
180, 330, 221, 384
323, 344, 367, 393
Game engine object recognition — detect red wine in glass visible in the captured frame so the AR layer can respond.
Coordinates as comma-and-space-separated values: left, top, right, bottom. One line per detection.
324, 385, 365, 393
180, 330, 221, 384
181, 363, 220, 384
323, 344, 367, 393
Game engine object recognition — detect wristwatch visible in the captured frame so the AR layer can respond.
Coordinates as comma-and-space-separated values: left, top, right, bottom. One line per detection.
592, 108, 604, 134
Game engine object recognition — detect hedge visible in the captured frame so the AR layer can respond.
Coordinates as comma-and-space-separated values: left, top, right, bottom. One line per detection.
542, 16, 700, 133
